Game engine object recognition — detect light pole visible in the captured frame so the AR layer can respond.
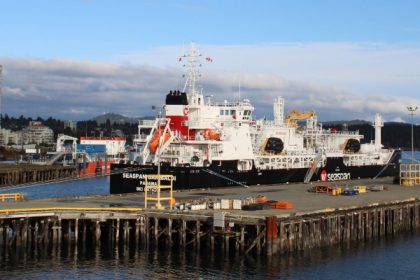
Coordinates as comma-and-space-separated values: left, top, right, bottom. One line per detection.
407, 106, 418, 164
152, 106, 163, 190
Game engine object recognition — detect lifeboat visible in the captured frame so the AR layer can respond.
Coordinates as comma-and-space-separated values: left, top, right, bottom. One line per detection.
203, 129, 221, 140
149, 130, 171, 153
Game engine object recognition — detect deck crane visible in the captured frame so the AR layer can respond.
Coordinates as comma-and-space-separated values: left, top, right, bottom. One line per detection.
284, 110, 316, 128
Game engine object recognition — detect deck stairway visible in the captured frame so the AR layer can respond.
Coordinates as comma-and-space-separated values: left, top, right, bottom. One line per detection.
303, 153, 323, 183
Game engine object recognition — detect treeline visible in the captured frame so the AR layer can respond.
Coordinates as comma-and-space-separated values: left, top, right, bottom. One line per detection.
1, 114, 68, 136
1, 114, 138, 144
76, 119, 138, 143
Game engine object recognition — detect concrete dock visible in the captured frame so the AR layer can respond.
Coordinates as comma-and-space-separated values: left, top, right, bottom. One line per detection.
0, 176, 420, 256
1, 176, 418, 216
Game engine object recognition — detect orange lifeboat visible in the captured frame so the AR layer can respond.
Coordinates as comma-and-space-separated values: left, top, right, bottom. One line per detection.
203, 129, 221, 140
149, 130, 171, 153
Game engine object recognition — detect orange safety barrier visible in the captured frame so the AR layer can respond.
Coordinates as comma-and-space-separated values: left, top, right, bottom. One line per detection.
256, 195, 268, 204
269, 200, 293, 209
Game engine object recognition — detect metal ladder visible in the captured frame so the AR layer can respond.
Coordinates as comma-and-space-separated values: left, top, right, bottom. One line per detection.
304, 153, 323, 183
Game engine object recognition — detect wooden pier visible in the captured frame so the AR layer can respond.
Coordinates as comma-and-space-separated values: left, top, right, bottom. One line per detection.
0, 197, 420, 256
0, 164, 78, 187
1, 176, 420, 256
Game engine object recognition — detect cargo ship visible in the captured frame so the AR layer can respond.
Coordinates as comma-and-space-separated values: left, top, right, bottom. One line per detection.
110, 43, 400, 194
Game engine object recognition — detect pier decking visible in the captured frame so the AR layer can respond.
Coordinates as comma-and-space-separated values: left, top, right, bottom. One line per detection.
1, 177, 420, 256
0, 164, 78, 187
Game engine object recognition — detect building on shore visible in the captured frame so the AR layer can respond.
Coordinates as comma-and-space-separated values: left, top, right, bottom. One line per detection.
0, 121, 54, 147
21, 121, 54, 145
64, 120, 77, 132
0, 128, 21, 146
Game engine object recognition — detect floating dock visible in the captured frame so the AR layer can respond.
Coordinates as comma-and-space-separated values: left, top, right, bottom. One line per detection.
1, 177, 420, 256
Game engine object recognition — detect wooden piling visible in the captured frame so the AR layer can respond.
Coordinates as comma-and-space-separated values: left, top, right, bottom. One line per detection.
74, 219, 79, 244
115, 218, 120, 244
95, 221, 101, 244
135, 218, 140, 247
154, 217, 159, 246
167, 219, 172, 246
181, 219, 186, 248
195, 220, 200, 249
0, 197, 420, 256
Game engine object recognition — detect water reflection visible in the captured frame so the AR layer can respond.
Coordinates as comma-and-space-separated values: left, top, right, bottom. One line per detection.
0, 232, 420, 279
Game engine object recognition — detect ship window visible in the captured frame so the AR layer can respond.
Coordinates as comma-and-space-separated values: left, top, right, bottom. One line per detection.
220, 110, 224, 115
224, 110, 229, 115
230, 110, 236, 115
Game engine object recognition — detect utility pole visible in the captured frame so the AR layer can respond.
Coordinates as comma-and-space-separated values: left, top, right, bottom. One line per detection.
407, 106, 418, 164
0, 65, 3, 146
0, 65, 3, 130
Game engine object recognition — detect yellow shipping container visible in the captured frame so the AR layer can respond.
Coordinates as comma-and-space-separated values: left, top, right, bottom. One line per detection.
354, 185, 367, 193
330, 186, 342, 196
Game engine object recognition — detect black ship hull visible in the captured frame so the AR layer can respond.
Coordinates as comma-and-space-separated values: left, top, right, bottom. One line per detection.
110, 151, 401, 194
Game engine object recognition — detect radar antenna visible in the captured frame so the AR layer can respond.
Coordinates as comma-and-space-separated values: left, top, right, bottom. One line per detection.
179, 42, 213, 106
181, 42, 202, 97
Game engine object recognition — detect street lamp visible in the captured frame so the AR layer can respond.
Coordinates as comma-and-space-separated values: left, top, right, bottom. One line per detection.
407, 106, 418, 164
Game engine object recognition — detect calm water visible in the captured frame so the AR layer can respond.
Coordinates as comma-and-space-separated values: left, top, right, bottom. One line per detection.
0, 176, 110, 199
0, 234, 420, 279
0, 151, 419, 279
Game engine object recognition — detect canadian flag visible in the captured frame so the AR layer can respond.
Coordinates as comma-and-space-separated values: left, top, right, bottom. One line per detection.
205, 57, 213, 62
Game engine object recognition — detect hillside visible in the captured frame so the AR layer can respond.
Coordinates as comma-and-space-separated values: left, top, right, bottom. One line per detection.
92, 113, 153, 124
322, 119, 370, 126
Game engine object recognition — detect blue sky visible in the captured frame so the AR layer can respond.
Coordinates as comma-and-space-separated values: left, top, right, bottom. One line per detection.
2, 0, 420, 58
0, 0, 419, 122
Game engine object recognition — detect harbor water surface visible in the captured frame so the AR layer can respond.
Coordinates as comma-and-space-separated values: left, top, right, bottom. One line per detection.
0, 152, 419, 279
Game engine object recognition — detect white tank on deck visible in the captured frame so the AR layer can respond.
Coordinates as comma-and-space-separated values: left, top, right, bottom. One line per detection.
273, 97, 284, 126
373, 113, 383, 151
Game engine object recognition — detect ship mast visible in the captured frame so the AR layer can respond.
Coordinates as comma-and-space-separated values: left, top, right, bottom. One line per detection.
182, 42, 202, 105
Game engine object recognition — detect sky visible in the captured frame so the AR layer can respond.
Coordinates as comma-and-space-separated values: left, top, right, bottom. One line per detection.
0, 0, 419, 123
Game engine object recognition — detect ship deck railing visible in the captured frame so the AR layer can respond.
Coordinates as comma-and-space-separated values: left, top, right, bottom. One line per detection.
138, 120, 155, 127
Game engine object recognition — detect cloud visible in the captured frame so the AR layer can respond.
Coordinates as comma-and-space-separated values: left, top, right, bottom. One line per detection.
1, 42, 420, 123
1, 57, 183, 119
